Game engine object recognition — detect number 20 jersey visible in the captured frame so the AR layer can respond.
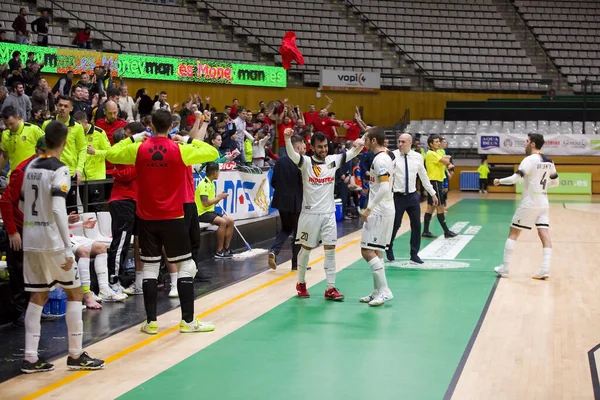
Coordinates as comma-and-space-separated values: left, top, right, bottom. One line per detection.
22, 157, 71, 252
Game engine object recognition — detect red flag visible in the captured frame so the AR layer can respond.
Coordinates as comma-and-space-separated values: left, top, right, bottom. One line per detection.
279, 31, 304, 70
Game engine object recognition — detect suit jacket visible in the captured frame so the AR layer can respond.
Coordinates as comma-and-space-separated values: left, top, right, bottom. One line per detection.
271, 155, 302, 214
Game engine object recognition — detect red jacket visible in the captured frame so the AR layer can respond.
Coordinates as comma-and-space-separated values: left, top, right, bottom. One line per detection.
0, 156, 36, 235
108, 164, 137, 202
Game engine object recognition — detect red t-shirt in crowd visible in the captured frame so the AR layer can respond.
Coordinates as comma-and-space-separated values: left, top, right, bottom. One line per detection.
314, 117, 340, 141
278, 121, 295, 146
303, 111, 318, 126
186, 114, 197, 128
344, 121, 361, 141
108, 164, 137, 203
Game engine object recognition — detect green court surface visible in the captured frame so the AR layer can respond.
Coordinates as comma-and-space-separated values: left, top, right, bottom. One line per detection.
120, 199, 512, 400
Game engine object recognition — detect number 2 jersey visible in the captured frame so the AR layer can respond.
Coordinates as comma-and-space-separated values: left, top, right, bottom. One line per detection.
22, 157, 72, 253
297, 153, 348, 214
368, 151, 395, 215
517, 153, 558, 208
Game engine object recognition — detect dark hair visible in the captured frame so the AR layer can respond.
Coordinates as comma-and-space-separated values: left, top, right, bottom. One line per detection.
310, 131, 328, 147
72, 110, 87, 123
291, 135, 304, 146
366, 126, 385, 146
2, 106, 19, 119
12, 51, 20, 58
113, 128, 126, 144
57, 95, 72, 104
427, 134, 440, 147
151, 109, 172, 134
528, 133, 545, 150
13, 81, 23, 90
125, 121, 146, 135
141, 115, 152, 127
44, 121, 69, 149
205, 162, 219, 177
237, 107, 245, 116
160, 90, 167, 96
327, 112, 335, 118
107, 88, 120, 98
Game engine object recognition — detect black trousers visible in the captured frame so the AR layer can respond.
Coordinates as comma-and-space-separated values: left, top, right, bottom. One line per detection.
79, 183, 105, 213
107, 200, 136, 281
479, 178, 488, 191
66, 178, 79, 213
184, 202, 201, 266
6, 227, 28, 318
270, 211, 301, 268
389, 192, 422, 257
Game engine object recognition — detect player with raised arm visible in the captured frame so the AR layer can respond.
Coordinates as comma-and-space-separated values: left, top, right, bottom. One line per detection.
284, 127, 365, 300
21, 120, 104, 373
106, 109, 218, 335
493, 133, 559, 280
359, 127, 394, 306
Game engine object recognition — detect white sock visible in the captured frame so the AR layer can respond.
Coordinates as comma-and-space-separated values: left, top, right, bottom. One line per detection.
78, 257, 91, 289
503, 238, 516, 271
94, 253, 110, 293
24, 302, 43, 363
541, 247, 552, 273
297, 247, 310, 284
170, 272, 178, 288
135, 271, 143, 288
324, 249, 336, 289
368, 257, 388, 291
65, 301, 83, 358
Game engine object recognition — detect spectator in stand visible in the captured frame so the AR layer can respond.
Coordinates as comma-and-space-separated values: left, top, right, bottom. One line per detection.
186, 103, 199, 128
276, 106, 296, 157
314, 108, 343, 154
153, 91, 171, 111
73, 111, 110, 212
31, 10, 49, 46
252, 130, 270, 167
118, 85, 136, 122
7, 51, 23, 89
92, 65, 111, 99
0, 86, 9, 110
31, 78, 54, 114
76, 72, 93, 92
303, 96, 333, 126
292, 106, 305, 136
258, 100, 266, 114
206, 129, 236, 164
12, 8, 28, 44
74, 27, 92, 49
2, 82, 32, 121
232, 108, 253, 163
0, 30, 7, 43
229, 98, 238, 119
30, 105, 46, 127
95, 100, 127, 145
343, 116, 362, 142
52, 71, 73, 98
135, 88, 156, 119
71, 84, 93, 121
23, 62, 44, 97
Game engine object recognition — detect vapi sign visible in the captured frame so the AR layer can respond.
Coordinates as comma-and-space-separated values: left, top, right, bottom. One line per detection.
320, 69, 380, 92
0, 43, 287, 87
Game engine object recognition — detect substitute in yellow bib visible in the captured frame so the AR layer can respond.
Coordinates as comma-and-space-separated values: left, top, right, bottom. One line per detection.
42, 95, 87, 211
1, 106, 44, 177
74, 110, 111, 212
423, 134, 457, 238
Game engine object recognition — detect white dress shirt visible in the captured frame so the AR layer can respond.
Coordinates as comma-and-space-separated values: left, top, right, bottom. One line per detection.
391, 149, 436, 197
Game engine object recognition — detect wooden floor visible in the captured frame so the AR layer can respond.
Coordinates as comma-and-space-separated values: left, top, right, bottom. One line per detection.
1, 193, 599, 400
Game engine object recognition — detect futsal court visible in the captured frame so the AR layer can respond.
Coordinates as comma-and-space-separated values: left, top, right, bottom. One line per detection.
1, 192, 599, 400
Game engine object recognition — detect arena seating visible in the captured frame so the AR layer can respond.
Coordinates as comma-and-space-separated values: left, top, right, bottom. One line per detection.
348, 0, 545, 92
513, 0, 600, 93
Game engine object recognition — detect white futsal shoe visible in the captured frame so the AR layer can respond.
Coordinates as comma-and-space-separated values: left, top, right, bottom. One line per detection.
494, 265, 509, 278
532, 269, 550, 280
169, 283, 179, 298
359, 290, 379, 303
99, 289, 127, 302
368, 289, 393, 307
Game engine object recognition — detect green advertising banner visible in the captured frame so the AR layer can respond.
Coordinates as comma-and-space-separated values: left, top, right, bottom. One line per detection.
516, 172, 592, 194
0, 43, 287, 87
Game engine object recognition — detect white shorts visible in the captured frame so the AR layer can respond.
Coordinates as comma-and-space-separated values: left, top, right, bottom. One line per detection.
295, 212, 337, 248
511, 206, 550, 230
70, 235, 95, 253
23, 251, 81, 292
361, 213, 395, 251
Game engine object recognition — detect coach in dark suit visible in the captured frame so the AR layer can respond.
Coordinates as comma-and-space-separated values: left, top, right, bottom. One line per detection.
269, 135, 305, 270
387, 134, 438, 264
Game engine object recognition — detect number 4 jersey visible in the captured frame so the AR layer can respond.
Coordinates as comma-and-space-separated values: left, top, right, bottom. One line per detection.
517, 153, 558, 208
22, 157, 72, 252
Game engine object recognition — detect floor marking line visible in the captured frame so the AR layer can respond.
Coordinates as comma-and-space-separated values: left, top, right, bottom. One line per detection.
21, 236, 362, 400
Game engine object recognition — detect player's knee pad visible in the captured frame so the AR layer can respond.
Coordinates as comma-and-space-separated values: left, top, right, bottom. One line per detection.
176, 259, 197, 279
142, 262, 160, 280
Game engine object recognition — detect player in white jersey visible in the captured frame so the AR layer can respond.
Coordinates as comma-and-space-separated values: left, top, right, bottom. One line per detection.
493, 133, 559, 280
284, 128, 365, 300
359, 127, 394, 306
20, 120, 104, 373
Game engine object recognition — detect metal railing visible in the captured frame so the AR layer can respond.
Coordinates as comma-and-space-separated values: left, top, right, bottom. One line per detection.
47, 0, 124, 51
339, 0, 431, 81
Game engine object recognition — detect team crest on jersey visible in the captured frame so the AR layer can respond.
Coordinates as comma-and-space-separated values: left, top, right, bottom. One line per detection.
61, 184, 68, 193
88, 137, 93, 142
312, 164, 322, 176
21, 135, 27, 141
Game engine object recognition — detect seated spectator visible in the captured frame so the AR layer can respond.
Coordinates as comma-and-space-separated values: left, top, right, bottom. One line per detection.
74, 27, 92, 49
195, 162, 235, 259
207, 130, 237, 164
